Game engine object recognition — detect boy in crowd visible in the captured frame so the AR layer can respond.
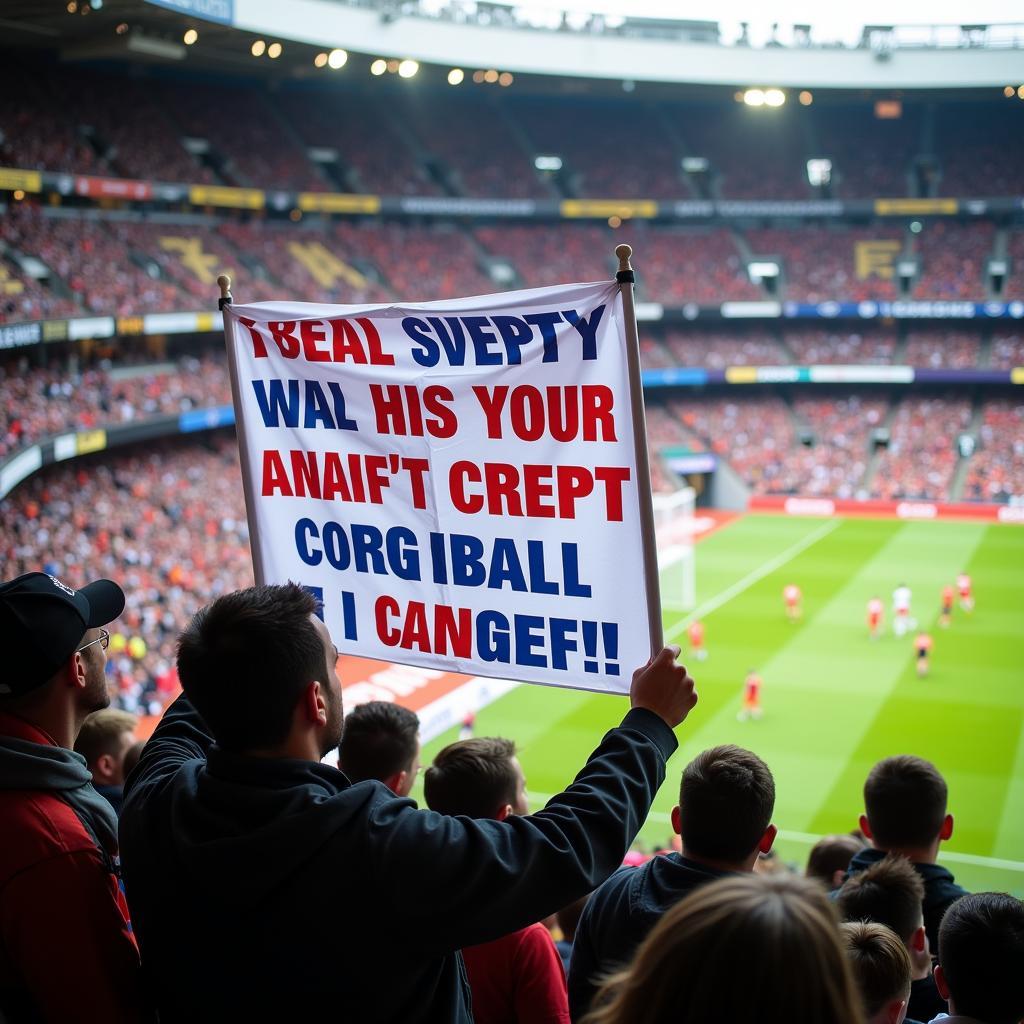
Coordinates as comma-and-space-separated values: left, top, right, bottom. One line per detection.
568, 745, 776, 1021
424, 736, 569, 1024
840, 921, 915, 1024
806, 833, 866, 891
337, 700, 420, 797
75, 707, 140, 816
838, 755, 967, 951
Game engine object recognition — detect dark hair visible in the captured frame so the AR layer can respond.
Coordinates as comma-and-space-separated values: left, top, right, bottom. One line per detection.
584, 874, 863, 1024
837, 854, 925, 943
423, 736, 518, 818
678, 745, 775, 863
338, 701, 419, 784
864, 755, 948, 849
841, 921, 911, 1018
938, 893, 1024, 1024
177, 584, 328, 752
806, 834, 865, 887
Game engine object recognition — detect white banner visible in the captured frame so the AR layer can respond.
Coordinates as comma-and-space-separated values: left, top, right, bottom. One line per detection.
224, 281, 652, 694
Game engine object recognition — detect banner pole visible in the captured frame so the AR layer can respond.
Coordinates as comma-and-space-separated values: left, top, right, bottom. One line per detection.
218, 273, 267, 587
615, 244, 664, 657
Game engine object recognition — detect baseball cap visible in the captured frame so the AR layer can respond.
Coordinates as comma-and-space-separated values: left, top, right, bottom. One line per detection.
0, 572, 126, 697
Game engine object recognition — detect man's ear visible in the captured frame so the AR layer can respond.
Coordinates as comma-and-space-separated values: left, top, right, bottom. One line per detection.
911, 924, 927, 954
384, 770, 406, 796
885, 997, 907, 1024
495, 804, 513, 822
758, 824, 777, 854
95, 753, 115, 781
670, 805, 681, 836
302, 681, 327, 727
67, 651, 88, 692
859, 814, 874, 841
939, 814, 953, 841
933, 964, 950, 1001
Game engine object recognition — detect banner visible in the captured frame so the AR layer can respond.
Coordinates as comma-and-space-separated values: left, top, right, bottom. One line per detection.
224, 282, 654, 694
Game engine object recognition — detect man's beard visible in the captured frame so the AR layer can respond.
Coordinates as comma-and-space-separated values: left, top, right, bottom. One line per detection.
320, 686, 344, 758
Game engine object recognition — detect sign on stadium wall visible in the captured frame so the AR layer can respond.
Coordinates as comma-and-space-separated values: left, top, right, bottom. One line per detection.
750, 495, 1024, 524
223, 282, 655, 694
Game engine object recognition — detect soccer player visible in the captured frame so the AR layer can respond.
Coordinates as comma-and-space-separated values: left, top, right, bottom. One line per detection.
737, 669, 763, 721
891, 583, 912, 638
939, 584, 955, 629
866, 597, 884, 640
956, 572, 973, 613
914, 632, 933, 678
459, 709, 476, 740
688, 619, 708, 661
783, 583, 802, 622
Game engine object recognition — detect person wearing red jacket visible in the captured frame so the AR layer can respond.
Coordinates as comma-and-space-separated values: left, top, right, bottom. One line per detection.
0, 571, 149, 1023
425, 735, 570, 1024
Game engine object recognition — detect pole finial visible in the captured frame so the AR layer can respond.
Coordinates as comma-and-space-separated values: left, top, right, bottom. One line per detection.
217, 274, 233, 310
615, 244, 633, 273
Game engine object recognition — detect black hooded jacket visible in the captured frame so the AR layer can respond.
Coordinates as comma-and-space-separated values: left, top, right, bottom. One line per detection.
119, 694, 677, 1023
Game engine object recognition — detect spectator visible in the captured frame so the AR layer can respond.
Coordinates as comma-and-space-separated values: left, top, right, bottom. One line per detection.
555, 894, 590, 978
75, 707, 140, 816
119, 584, 697, 1021
336, 700, 420, 796
807, 833, 867, 889
841, 755, 968, 951
424, 736, 569, 1024
0, 571, 148, 1021
840, 921, 914, 1024
568, 745, 776, 1020
838, 856, 943, 1023
582, 874, 863, 1024
934, 892, 1024, 1024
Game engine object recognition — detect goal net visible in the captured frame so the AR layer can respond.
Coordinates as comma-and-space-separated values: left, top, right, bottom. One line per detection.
652, 485, 697, 613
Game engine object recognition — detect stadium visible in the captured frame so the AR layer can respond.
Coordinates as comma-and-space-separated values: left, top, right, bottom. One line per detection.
1, 0, 1023, 1020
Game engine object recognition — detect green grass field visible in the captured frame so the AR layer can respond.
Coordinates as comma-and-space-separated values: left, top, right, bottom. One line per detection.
411, 514, 1024, 895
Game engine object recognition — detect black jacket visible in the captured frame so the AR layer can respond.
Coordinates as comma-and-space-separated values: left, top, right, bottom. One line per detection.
119, 694, 677, 1023
838, 847, 969, 951
568, 853, 731, 1021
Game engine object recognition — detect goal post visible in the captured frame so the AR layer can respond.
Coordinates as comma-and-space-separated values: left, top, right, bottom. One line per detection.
652, 485, 697, 613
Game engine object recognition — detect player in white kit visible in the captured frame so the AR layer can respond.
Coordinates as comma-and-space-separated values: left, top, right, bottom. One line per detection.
892, 583, 912, 637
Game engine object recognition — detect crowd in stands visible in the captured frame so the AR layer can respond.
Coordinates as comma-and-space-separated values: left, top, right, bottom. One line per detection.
903, 330, 982, 370
659, 328, 785, 367
912, 222, 995, 301
962, 399, 1024, 503
989, 332, 1024, 371
1005, 230, 1024, 301
784, 327, 898, 365
871, 396, 972, 502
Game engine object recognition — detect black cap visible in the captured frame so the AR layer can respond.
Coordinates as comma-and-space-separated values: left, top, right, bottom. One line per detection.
0, 572, 126, 698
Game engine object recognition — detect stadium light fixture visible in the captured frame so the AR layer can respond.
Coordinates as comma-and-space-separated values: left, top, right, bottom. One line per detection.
66, 1, 76, 11
748, 261, 780, 280
314, 52, 328, 68
386, 59, 400, 73
806, 158, 832, 186
472, 70, 485, 83
398, 60, 419, 79
764, 88, 786, 107
183, 29, 198, 45
909, 221, 922, 233
370, 59, 387, 76
251, 39, 266, 57
484, 69, 499, 84
115, 21, 128, 34
448, 68, 464, 85
799, 90, 813, 105
608, 215, 622, 228
534, 155, 562, 171
682, 157, 709, 172
743, 89, 765, 107
13, 189, 25, 202
327, 49, 347, 69
268, 42, 282, 59
1018, 85, 1024, 100
1003, 86, 1014, 97
498, 72, 513, 87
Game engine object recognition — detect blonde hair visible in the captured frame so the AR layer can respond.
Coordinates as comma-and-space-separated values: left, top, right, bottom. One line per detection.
583, 874, 864, 1024
75, 708, 139, 767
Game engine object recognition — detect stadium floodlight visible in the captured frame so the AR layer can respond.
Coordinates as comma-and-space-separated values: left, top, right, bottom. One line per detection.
1018, 85, 1024, 100
743, 89, 765, 107
534, 155, 562, 171
370, 59, 387, 76
314, 52, 328, 68
484, 69, 499, 83
806, 158, 832, 186
398, 60, 419, 78
268, 42, 282, 59
799, 90, 814, 105
682, 157, 709, 172
448, 68, 464, 85
183, 29, 198, 45
1005, 86, 1016, 98
764, 88, 786, 107
327, 48, 347, 69
251, 39, 266, 57
498, 72, 513, 87
748, 261, 780, 281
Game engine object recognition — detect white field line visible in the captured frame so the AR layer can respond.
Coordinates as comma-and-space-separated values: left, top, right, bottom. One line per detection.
526, 793, 1024, 872
664, 518, 842, 642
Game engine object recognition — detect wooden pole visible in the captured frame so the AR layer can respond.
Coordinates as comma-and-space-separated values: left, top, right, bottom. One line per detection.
217, 273, 267, 586
615, 244, 664, 656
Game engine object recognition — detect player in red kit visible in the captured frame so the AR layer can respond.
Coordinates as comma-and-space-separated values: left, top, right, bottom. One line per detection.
783, 583, 802, 622
915, 632, 933, 677
940, 585, 955, 629
688, 619, 707, 661
866, 597, 884, 640
737, 669, 763, 721
957, 572, 974, 613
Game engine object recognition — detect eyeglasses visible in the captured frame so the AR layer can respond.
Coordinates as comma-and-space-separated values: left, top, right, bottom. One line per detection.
76, 628, 110, 654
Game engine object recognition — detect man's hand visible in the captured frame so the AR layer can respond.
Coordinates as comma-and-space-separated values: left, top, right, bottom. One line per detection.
629, 645, 697, 729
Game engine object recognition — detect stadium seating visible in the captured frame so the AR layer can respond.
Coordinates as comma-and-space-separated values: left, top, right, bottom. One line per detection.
662, 328, 786, 367
990, 331, 1024, 370
903, 329, 982, 369
963, 398, 1024, 502
912, 222, 995, 300
934, 103, 1024, 197
783, 327, 899, 364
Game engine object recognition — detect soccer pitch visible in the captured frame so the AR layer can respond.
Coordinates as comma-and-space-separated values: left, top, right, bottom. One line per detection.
412, 514, 1024, 895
